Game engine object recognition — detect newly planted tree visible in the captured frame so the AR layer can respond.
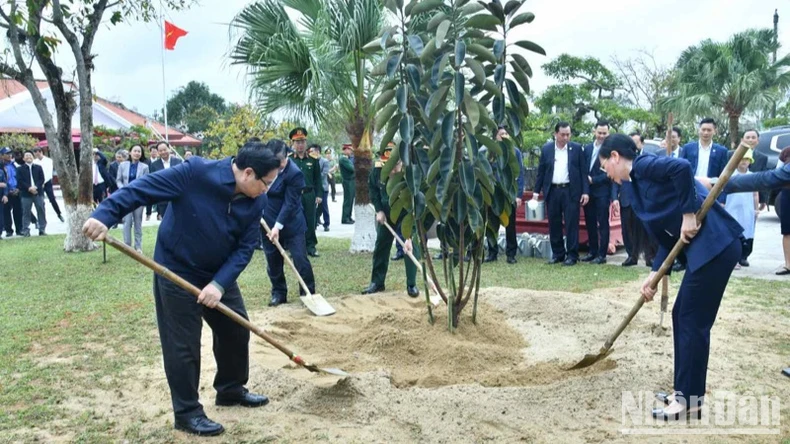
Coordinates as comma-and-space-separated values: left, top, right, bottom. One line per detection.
373, 0, 543, 330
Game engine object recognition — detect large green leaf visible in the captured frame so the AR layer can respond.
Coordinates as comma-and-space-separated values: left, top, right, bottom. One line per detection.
463, 91, 480, 128
427, 11, 447, 31
493, 95, 505, 123
505, 79, 521, 106
363, 38, 382, 54
441, 112, 456, 150
507, 107, 521, 136
455, 72, 465, 104
494, 64, 505, 87
407, 64, 422, 93
410, 0, 444, 16
380, 117, 400, 151
435, 147, 455, 206
485, 1, 505, 22
465, 57, 486, 85
387, 52, 403, 78
493, 40, 505, 61
431, 52, 450, 87
504, 0, 522, 16
408, 35, 424, 56
465, 14, 500, 32
414, 191, 427, 218
375, 103, 399, 130
513, 40, 546, 55
420, 37, 439, 64
436, 20, 450, 47
454, 188, 468, 224
508, 12, 535, 30
477, 101, 496, 129
460, 158, 476, 198
455, 40, 467, 67
387, 176, 407, 206
511, 65, 531, 92
374, 89, 396, 113
459, 2, 485, 15
401, 212, 414, 238
511, 53, 534, 77
467, 43, 496, 64
396, 85, 408, 113
382, 143, 403, 179
400, 114, 414, 149
427, 84, 450, 117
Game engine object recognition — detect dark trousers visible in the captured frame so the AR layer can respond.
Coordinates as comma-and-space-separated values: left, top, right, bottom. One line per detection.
328, 176, 336, 201
146, 204, 153, 217
547, 186, 580, 260
341, 179, 355, 223
621, 205, 634, 257
261, 233, 316, 299
583, 194, 610, 258
302, 191, 318, 254
316, 190, 329, 228
93, 183, 106, 205
621, 205, 657, 261
371, 213, 420, 287
21, 194, 46, 235
4, 193, 22, 235
394, 222, 404, 255
487, 203, 518, 259
43, 181, 61, 216
153, 276, 250, 421
156, 202, 170, 219
672, 239, 741, 401
741, 238, 754, 260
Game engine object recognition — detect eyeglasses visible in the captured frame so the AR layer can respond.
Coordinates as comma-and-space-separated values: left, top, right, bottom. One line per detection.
599, 158, 608, 172
260, 173, 278, 190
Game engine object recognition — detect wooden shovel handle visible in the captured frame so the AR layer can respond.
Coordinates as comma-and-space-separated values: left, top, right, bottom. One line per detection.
103, 235, 301, 363
602, 140, 751, 350
259, 219, 314, 297
379, 217, 439, 295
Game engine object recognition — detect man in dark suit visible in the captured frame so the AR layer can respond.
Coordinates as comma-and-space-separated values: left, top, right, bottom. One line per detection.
261, 139, 316, 307
92, 149, 110, 204
16, 150, 47, 236
582, 121, 617, 264
534, 121, 589, 266
657, 127, 684, 159
149, 142, 183, 219
681, 117, 728, 179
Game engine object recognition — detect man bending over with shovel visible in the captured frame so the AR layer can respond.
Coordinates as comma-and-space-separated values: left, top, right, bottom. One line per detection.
82, 141, 281, 437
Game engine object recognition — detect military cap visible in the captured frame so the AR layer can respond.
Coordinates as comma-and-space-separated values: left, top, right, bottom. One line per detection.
289, 127, 308, 141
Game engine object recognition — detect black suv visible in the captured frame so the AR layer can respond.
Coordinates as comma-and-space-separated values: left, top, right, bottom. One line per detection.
753, 126, 790, 215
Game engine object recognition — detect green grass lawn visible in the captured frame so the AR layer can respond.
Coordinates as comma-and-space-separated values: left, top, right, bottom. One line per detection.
2, 226, 788, 441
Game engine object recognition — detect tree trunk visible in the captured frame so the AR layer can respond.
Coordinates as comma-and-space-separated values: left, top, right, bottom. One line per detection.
347, 113, 375, 253
728, 113, 740, 149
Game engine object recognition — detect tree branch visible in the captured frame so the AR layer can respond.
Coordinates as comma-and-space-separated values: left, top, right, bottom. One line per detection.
82, 0, 109, 55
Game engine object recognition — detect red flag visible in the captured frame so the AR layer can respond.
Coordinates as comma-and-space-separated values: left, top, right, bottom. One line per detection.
164, 21, 188, 50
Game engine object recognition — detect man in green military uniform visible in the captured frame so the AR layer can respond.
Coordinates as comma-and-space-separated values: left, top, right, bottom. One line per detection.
361, 143, 420, 297
339, 143, 355, 224
289, 127, 322, 257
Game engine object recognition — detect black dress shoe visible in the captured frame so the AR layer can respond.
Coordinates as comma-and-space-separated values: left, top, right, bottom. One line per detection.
391, 251, 404, 261
591, 256, 606, 264
581, 254, 596, 262
216, 390, 269, 408
308, 251, 320, 258
562, 258, 577, 266
39, 231, 47, 236
547, 256, 565, 265
739, 259, 749, 267
407, 286, 419, 297
621, 257, 638, 267
483, 255, 497, 263
174, 416, 225, 436
268, 294, 287, 307
323, 226, 329, 232
57, 214, 65, 222
362, 283, 385, 294
506, 256, 517, 264
349, 218, 355, 223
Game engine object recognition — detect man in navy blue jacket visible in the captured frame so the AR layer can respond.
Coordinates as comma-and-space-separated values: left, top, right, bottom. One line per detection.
680, 118, 729, 180
534, 122, 590, 265
260, 139, 316, 307
582, 121, 618, 264
83, 141, 280, 437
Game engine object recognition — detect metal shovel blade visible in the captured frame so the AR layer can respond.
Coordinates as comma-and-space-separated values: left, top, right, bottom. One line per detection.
299, 293, 336, 317
567, 348, 613, 370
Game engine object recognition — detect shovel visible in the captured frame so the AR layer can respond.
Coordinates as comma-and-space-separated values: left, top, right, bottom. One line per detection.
568, 141, 751, 370
260, 219, 336, 317
379, 216, 443, 307
103, 234, 348, 377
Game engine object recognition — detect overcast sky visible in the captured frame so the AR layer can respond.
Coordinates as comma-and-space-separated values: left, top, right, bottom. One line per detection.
81, 0, 785, 117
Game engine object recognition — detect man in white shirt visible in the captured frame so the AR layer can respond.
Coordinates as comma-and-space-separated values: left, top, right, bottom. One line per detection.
149, 142, 183, 219
657, 127, 684, 159
534, 122, 590, 266
32, 148, 64, 222
92, 149, 108, 204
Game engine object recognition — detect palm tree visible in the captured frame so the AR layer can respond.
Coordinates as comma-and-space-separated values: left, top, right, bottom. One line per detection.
667, 29, 790, 147
230, 0, 386, 251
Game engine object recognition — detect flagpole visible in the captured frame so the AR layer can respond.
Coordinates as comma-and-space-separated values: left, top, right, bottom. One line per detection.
160, 0, 169, 143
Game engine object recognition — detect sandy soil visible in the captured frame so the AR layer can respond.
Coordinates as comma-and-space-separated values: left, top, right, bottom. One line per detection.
22, 285, 790, 443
